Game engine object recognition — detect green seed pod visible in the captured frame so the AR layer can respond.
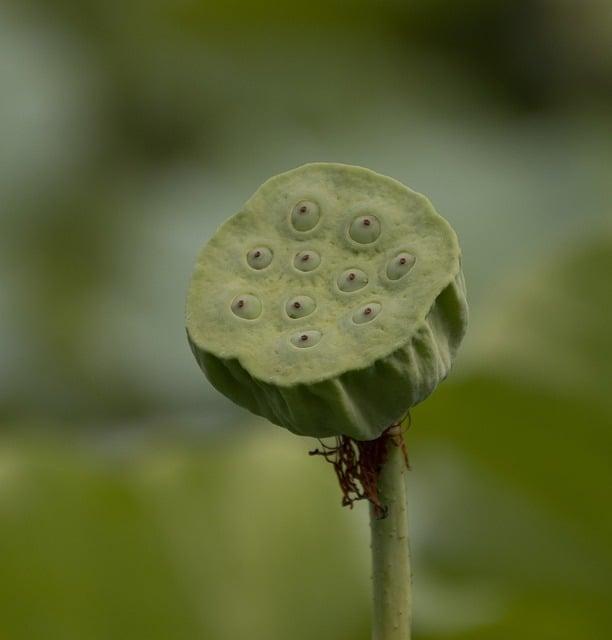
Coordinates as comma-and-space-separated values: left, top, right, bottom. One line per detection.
293, 250, 321, 272
247, 246, 273, 270
352, 302, 382, 324
386, 252, 416, 280
186, 163, 468, 440
285, 295, 316, 319
230, 294, 262, 320
349, 215, 381, 244
290, 330, 322, 348
291, 200, 320, 231
337, 268, 369, 293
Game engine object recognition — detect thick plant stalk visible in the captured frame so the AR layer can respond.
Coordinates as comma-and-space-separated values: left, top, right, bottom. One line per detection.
370, 425, 412, 640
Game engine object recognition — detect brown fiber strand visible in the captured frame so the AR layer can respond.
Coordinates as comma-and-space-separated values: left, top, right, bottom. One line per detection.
309, 416, 410, 519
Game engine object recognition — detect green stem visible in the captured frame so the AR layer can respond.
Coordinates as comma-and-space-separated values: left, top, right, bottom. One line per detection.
370, 425, 412, 640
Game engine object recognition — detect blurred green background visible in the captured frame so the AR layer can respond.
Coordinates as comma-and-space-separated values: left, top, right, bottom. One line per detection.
1, 0, 611, 638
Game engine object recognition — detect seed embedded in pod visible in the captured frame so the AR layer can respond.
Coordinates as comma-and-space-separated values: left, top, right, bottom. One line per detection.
230, 294, 262, 320
293, 250, 321, 272
290, 330, 321, 348
337, 268, 368, 292
349, 215, 381, 244
386, 252, 416, 280
285, 295, 316, 319
352, 302, 382, 324
246, 246, 273, 270
291, 200, 320, 232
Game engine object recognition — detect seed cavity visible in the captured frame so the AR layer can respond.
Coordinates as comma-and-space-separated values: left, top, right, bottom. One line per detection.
349, 215, 381, 244
386, 252, 416, 280
337, 268, 368, 292
246, 246, 273, 270
230, 294, 262, 320
290, 330, 321, 348
291, 200, 320, 232
285, 295, 316, 319
293, 250, 321, 272
352, 302, 382, 324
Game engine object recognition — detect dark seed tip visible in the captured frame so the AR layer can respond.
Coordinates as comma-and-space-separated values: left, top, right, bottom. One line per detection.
364, 307, 372, 315
363, 218, 371, 226
293, 302, 301, 309
237, 300, 244, 308
348, 272, 356, 280
399, 257, 406, 265
300, 334, 308, 341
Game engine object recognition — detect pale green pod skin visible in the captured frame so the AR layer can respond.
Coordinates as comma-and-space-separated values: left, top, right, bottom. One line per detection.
337, 268, 369, 292
186, 163, 468, 440
387, 252, 416, 280
293, 250, 321, 272
291, 200, 320, 231
290, 330, 322, 348
230, 294, 262, 320
285, 295, 316, 319
349, 215, 381, 244
246, 246, 273, 270
352, 302, 382, 325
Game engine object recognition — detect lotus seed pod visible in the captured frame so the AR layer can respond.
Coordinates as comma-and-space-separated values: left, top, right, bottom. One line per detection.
349, 215, 381, 244
247, 246, 273, 270
285, 295, 316, 319
290, 330, 321, 348
337, 268, 369, 293
293, 250, 321, 272
230, 294, 262, 320
386, 252, 416, 280
186, 163, 468, 440
291, 200, 320, 231
352, 302, 382, 324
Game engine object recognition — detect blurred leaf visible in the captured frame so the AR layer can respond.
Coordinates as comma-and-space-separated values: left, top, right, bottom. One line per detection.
472, 235, 612, 411
410, 235, 612, 638
1, 3, 611, 638
0, 425, 371, 640
0, 439, 201, 640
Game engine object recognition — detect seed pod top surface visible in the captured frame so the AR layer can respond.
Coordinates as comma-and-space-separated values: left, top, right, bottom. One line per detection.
186, 163, 467, 440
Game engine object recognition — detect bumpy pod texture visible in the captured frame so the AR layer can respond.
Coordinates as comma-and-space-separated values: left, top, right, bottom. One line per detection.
186, 163, 468, 440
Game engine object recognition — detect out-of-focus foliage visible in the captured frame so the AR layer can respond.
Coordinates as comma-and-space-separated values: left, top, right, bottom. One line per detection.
413, 238, 612, 638
3, 238, 611, 639
0, 426, 371, 640
473, 236, 612, 411
0, 0, 611, 638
